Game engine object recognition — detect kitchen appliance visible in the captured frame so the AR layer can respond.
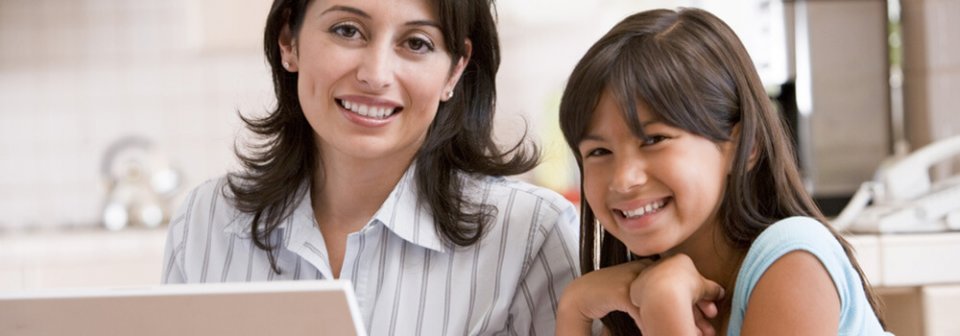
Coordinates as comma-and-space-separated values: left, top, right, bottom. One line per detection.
100, 136, 181, 230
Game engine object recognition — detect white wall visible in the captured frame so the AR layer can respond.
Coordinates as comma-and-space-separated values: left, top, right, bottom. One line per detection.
0, 0, 272, 230
0, 0, 787, 230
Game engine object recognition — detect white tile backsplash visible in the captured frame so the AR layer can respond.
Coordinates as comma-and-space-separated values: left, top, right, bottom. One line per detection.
0, 0, 273, 230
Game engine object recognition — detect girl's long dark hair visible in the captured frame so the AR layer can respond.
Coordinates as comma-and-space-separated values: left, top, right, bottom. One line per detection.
559, 8, 883, 334
228, 0, 537, 273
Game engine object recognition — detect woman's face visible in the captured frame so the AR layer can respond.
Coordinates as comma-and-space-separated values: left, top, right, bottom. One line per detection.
279, 0, 468, 164
578, 90, 735, 257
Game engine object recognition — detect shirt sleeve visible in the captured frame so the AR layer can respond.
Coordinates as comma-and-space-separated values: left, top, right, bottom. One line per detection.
161, 220, 186, 284
161, 186, 200, 284
506, 201, 580, 335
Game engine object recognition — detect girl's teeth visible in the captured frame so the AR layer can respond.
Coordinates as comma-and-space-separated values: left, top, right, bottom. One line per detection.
622, 200, 665, 218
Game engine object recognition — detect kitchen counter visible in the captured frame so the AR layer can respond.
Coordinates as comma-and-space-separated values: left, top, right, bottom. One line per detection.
0, 228, 167, 291
1, 228, 958, 335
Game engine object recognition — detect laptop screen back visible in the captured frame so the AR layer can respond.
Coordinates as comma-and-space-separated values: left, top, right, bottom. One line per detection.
0, 280, 366, 336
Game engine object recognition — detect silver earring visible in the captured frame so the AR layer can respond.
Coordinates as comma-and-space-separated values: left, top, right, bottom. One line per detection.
282, 61, 290, 70
446, 91, 454, 99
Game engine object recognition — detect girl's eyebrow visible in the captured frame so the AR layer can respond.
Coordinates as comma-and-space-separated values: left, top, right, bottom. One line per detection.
580, 119, 661, 143
580, 134, 606, 143
639, 120, 661, 127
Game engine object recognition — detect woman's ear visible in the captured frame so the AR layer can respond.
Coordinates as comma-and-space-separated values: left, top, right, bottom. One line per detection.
278, 22, 299, 72
441, 39, 472, 102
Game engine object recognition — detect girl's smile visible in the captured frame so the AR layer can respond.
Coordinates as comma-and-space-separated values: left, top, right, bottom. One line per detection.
611, 197, 670, 232
579, 89, 736, 257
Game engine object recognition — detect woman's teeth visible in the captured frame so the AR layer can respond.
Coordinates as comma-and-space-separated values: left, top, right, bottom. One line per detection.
342, 100, 397, 119
621, 200, 666, 218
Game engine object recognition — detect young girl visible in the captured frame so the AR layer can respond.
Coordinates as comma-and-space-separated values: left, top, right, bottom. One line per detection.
556, 8, 889, 335
162, 0, 579, 334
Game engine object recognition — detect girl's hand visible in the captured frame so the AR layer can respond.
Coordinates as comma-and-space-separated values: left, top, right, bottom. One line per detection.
556, 260, 653, 336
629, 254, 725, 335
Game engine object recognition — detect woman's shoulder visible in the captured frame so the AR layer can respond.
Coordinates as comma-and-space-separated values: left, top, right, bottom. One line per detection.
460, 173, 578, 236
167, 175, 249, 237
466, 174, 576, 212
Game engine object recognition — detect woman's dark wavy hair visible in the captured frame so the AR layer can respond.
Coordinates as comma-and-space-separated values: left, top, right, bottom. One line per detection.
559, 8, 884, 334
227, 0, 537, 273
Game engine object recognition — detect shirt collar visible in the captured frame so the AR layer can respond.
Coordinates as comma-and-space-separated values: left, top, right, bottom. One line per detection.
223, 164, 447, 253
372, 164, 447, 252
221, 179, 310, 239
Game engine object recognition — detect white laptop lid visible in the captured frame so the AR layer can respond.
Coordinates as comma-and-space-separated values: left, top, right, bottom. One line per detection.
0, 280, 366, 336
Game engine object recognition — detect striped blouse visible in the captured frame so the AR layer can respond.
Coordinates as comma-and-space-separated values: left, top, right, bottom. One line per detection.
162, 165, 580, 335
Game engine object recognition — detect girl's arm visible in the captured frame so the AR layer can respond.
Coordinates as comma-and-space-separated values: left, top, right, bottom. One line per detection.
629, 254, 725, 335
740, 251, 840, 335
556, 261, 649, 336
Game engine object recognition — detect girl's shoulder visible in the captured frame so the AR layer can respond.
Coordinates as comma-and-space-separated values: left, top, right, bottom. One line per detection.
752, 216, 837, 248
738, 216, 847, 285
728, 216, 883, 334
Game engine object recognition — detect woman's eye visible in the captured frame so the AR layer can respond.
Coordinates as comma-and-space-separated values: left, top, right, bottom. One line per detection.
330, 24, 362, 39
641, 135, 668, 146
405, 37, 435, 53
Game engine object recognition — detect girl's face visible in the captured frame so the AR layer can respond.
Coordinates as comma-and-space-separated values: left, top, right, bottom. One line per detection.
578, 90, 736, 257
279, 0, 468, 164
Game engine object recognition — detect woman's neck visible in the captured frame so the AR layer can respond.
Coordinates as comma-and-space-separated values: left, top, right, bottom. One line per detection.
311, 150, 414, 231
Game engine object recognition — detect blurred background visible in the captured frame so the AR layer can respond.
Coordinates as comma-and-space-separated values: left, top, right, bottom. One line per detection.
1, 0, 958, 335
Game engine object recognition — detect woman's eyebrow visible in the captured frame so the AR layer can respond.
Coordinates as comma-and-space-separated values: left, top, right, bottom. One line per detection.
405, 20, 441, 29
321, 5, 370, 18
321, 5, 439, 30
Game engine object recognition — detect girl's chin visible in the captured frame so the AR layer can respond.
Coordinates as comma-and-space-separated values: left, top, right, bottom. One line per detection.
617, 237, 670, 258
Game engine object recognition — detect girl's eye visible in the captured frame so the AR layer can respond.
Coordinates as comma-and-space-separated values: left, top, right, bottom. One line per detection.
583, 147, 611, 158
405, 37, 435, 53
330, 23, 362, 39
641, 135, 669, 147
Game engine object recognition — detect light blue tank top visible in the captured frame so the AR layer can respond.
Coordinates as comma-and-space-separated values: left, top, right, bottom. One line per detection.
726, 216, 891, 335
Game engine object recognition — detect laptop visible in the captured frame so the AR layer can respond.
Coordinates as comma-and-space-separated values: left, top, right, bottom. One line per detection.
0, 280, 366, 336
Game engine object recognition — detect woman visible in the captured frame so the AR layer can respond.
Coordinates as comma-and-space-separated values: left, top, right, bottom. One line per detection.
162, 0, 579, 334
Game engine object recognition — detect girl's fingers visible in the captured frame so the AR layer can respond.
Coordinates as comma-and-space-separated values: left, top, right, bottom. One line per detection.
696, 300, 718, 318
692, 305, 717, 336
699, 277, 726, 302
625, 305, 643, 331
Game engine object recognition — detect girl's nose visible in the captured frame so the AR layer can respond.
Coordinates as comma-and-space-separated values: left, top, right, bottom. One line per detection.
609, 157, 648, 193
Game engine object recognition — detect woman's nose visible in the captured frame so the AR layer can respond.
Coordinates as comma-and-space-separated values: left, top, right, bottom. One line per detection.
355, 43, 394, 91
609, 157, 648, 193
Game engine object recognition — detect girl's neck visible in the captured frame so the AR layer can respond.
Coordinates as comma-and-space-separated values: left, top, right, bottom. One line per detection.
668, 222, 745, 334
